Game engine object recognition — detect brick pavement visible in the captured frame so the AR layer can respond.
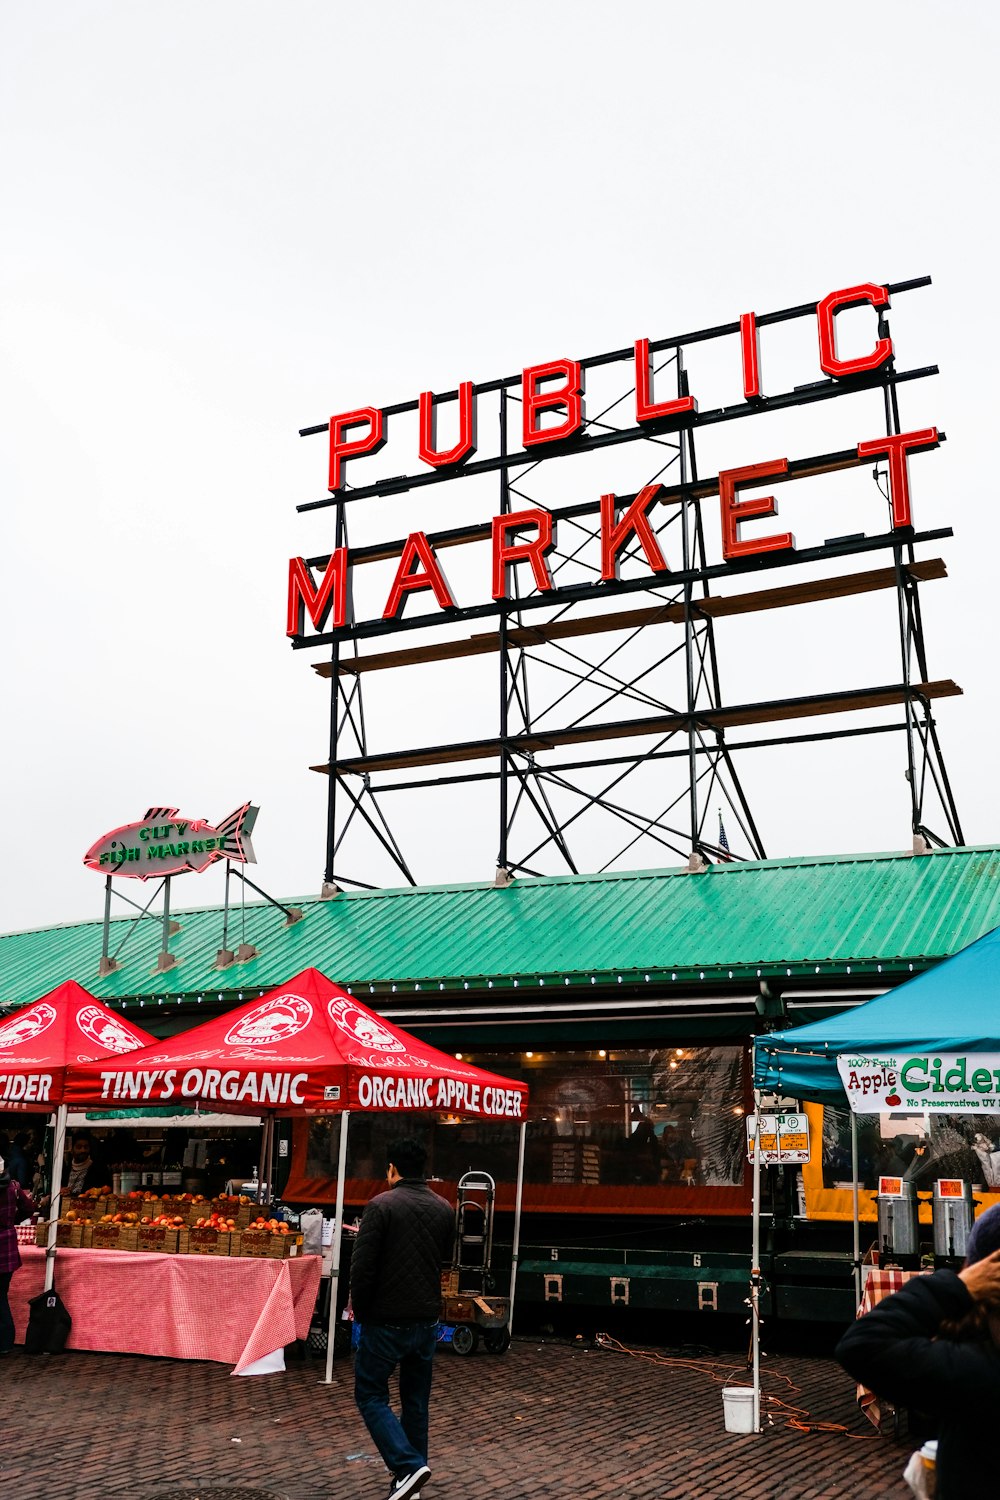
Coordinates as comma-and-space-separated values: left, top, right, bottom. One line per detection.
1, 1336, 910, 1500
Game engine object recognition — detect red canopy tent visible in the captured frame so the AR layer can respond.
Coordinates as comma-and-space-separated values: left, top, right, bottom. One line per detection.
64, 967, 527, 1119
64, 967, 530, 1378
0, 981, 155, 1288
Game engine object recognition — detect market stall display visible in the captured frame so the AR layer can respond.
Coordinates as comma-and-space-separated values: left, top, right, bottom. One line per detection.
750, 921, 1000, 1433
0, 980, 155, 1289
10, 1244, 320, 1374
63, 965, 530, 1382
39, 1201, 302, 1257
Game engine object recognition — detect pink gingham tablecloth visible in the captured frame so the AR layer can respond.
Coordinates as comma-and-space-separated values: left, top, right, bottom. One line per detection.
855, 1267, 927, 1428
10, 1247, 321, 1374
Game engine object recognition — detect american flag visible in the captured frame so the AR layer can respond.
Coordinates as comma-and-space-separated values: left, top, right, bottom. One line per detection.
718, 811, 730, 858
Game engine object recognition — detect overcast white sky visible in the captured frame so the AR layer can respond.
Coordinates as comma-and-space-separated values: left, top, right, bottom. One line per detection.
2, 2, 997, 935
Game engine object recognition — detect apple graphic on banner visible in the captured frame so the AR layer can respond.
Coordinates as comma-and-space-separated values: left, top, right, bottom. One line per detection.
884, 1091, 901, 1107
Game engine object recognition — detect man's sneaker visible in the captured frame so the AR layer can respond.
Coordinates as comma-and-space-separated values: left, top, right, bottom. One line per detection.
390, 1465, 430, 1500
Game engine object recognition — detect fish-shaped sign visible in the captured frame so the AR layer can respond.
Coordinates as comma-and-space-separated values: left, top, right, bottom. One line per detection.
84, 803, 258, 880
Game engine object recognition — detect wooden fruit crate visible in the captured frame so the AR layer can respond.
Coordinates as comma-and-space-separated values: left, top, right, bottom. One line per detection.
135, 1224, 181, 1254
211, 1198, 257, 1228
90, 1223, 140, 1252
60, 1194, 104, 1219
35, 1220, 83, 1249
179, 1227, 239, 1256
239, 1230, 303, 1259
100, 1195, 143, 1217
158, 1197, 208, 1224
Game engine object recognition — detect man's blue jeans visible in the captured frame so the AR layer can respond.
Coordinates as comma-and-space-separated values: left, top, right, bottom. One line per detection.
354, 1321, 438, 1478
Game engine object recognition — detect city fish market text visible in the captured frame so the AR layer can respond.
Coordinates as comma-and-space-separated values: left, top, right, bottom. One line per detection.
83, 804, 257, 881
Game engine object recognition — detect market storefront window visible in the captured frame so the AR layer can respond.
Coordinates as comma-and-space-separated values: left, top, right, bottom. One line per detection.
297, 1045, 747, 1209
821, 1105, 1000, 1191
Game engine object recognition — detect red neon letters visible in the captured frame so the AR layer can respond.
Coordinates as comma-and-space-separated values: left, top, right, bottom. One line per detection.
328, 407, 385, 492
817, 283, 893, 379
522, 360, 585, 448
600, 484, 669, 581
285, 279, 944, 641
287, 552, 349, 635
740, 313, 761, 401
718, 459, 794, 561
382, 532, 457, 620
634, 339, 697, 424
418, 382, 477, 468
857, 429, 940, 529
492, 510, 555, 599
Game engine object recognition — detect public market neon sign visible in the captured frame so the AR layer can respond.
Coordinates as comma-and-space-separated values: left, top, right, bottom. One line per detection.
287, 281, 940, 642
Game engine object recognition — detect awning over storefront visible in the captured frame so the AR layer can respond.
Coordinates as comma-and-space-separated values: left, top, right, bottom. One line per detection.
754, 922, 1000, 1104
64, 966, 528, 1120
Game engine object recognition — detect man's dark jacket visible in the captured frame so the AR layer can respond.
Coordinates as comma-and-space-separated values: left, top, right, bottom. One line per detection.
836, 1269, 1000, 1499
350, 1178, 454, 1325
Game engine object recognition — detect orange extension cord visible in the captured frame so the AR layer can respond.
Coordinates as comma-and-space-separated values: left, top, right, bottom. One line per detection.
593, 1332, 877, 1439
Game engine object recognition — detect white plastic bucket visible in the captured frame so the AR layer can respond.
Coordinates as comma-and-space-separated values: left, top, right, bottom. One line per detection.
722, 1384, 756, 1434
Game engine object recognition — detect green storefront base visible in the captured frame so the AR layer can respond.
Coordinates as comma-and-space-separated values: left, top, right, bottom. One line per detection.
518, 1245, 858, 1322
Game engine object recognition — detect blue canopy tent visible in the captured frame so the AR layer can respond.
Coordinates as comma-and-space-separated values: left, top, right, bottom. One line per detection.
747, 923, 1000, 1433
754, 923, 1000, 1103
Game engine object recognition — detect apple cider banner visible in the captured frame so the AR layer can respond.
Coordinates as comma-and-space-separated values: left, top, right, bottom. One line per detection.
837, 1053, 1000, 1113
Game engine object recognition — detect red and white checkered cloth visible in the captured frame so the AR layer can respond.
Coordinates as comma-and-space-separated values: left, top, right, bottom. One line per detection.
9, 1246, 321, 1374
15, 1223, 35, 1245
856, 1268, 928, 1428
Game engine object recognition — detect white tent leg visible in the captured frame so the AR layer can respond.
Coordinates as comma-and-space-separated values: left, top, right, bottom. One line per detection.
851, 1111, 861, 1302
750, 1089, 762, 1434
507, 1119, 527, 1335
323, 1109, 351, 1385
44, 1103, 68, 1294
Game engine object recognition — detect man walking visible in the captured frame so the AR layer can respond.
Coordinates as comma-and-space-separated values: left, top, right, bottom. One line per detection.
350, 1137, 455, 1499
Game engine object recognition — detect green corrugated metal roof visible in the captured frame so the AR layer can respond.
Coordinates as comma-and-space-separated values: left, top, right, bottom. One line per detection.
3, 846, 1000, 1012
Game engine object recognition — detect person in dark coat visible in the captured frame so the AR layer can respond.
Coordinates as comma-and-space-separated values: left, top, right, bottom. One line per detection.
350, 1137, 454, 1500
837, 1204, 1000, 1499
0, 1150, 36, 1354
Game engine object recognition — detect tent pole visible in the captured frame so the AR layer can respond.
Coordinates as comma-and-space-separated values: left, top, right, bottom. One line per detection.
263, 1113, 276, 1206
507, 1119, 528, 1336
255, 1114, 269, 1204
323, 1109, 351, 1385
851, 1111, 861, 1303
750, 1087, 762, 1435
45, 1103, 68, 1294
